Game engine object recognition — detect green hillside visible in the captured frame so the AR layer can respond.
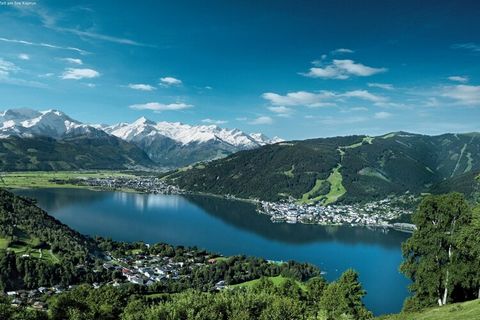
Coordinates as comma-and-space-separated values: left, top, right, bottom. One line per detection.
165, 132, 480, 203
0, 135, 156, 171
377, 299, 480, 320
0, 188, 98, 291
0, 188, 93, 258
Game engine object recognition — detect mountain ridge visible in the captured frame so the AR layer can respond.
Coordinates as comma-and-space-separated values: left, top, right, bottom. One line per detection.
0, 108, 281, 168
165, 132, 480, 203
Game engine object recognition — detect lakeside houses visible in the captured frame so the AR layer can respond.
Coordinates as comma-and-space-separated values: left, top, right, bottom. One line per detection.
3, 248, 217, 309
258, 197, 415, 230
111, 252, 199, 286
53, 176, 182, 195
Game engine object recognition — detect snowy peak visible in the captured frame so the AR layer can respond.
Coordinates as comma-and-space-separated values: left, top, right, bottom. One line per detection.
0, 108, 101, 139
104, 117, 279, 148
250, 133, 284, 145
0, 108, 281, 148
133, 116, 156, 126
0, 108, 282, 167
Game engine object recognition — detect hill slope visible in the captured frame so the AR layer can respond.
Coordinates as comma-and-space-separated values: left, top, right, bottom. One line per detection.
0, 135, 155, 171
0, 188, 94, 260
377, 299, 480, 320
165, 132, 480, 203
0, 188, 99, 290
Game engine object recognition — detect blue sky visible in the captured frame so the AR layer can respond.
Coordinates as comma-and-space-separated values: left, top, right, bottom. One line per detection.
0, 0, 479, 139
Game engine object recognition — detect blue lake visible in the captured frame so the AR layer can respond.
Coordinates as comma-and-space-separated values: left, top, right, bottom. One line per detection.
14, 188, 410, 316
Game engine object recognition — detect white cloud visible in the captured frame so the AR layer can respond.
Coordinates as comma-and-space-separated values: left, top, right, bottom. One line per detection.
57, 27, 149, 47
159, 77, 182, 86
129, 102, 193, 112
0, 58, 19, 77
249, 116, 273, 125
442, 85, 480, 106
0, 37, 88, 54
367, 82, 394, 90
0, 59, 46, 88
18, 53, 30, 60
61, 68, 100, 80
452, 43, 480, 52
201, 118, 228, 125
262, 91, 336, 107
14, 5, 150, 47
301, 59, 387, 79
268, 106, 293, 114
236, 117, 247, 121
334, 60, 387, 76
374, 111, 392, 119
268, 106, 293, 118
448, 76, 468, 83
128, 83, 156, 91
331, 48, 354, 54
62, 58, 83, 65
342, 90, 387, 103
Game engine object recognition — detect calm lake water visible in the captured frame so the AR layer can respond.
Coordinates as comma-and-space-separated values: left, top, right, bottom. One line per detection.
14, 188, 410, 315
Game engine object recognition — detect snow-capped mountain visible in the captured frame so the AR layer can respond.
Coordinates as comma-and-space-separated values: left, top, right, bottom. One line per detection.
102, 116, 281, 148
101, 117, 283, 166
0, 108, 282, 167
0, 108, 104, 139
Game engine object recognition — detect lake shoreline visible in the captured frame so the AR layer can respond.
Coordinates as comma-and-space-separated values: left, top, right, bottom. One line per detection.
4, 171, 415, 231
12, 187, 411, 315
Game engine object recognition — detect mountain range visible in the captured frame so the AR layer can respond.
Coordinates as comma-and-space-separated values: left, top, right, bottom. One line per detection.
0, 108, 281, 170
165, 132, 480, 204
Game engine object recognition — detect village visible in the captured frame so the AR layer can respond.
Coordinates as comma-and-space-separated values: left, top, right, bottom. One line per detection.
257, 197, 415, 231
56, 176, 182, 195
3, 247, 227, 311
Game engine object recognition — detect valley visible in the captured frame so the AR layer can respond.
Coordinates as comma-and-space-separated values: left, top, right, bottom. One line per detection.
2, 170, 415, 229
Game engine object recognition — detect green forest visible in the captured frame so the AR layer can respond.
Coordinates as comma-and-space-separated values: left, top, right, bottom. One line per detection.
165, 133, 480, 203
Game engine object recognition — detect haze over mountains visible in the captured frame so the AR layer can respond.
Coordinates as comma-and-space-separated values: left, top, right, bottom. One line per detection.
0, 108, 282, 169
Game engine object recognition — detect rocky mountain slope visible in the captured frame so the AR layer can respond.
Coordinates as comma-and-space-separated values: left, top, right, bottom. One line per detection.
101, 117, 282, 167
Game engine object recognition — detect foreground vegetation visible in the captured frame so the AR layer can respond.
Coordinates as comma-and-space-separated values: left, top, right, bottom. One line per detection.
379, 299, 480, 320
401, 193, 480, 310
0, 271, 371, 320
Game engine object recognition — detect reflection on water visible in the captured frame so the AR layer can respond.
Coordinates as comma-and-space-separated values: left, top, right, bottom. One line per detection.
186, 195, 407, 247
14, 188, 410, 316
114, 192, 182, 211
